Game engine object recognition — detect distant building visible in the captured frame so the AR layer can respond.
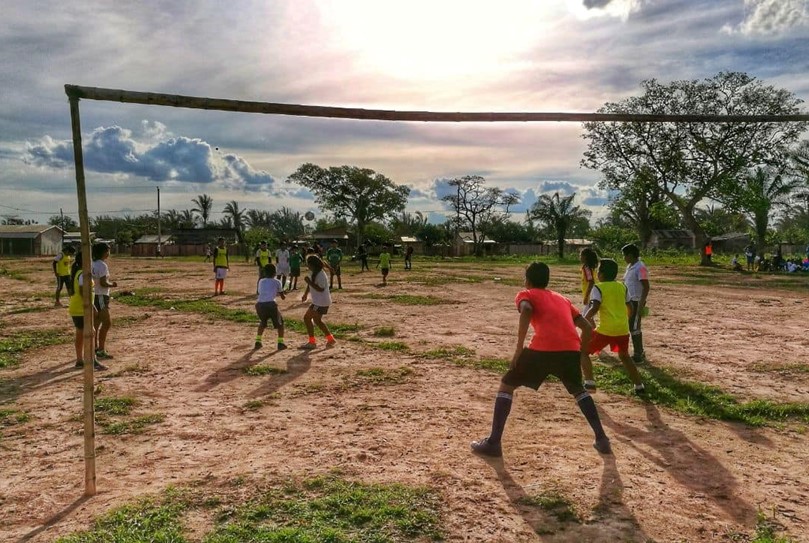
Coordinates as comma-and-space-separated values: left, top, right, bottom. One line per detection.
648, 229, 696, 250
400, 236, 424, 255
131, 234, 174, 257
454, 232, 498, 256
709, 232, 750, 253
0, 225, 63, 256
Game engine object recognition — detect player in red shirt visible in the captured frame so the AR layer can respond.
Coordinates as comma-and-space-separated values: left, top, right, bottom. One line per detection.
471, 262, 611, 457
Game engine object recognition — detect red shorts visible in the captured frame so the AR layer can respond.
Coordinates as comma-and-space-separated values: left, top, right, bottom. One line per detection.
588, 331, 629, 354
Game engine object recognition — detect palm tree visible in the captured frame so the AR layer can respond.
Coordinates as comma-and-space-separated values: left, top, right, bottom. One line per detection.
245, 209, 270, 229
223, 201, 246, 243
179, 209, 197, 228
530, 192, 590, 259
191, 194, 213, 228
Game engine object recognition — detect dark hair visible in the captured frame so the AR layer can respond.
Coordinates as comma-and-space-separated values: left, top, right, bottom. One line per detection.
69, 252, 84, 295
580, 247, 599, 270
263, 263, 276, 277
92, 242, 109, 261
63, 245, 76, 255
306, 254, 323, 281
260, 240, 267, 245
621, 243, 640, 258
525, 262, 550, 288
598, 258, 619, 281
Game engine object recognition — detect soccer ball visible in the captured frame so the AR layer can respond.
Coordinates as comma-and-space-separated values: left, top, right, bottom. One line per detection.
304, 211, 315, 221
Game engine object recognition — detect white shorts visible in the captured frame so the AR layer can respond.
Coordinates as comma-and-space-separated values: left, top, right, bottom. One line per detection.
215, 268, 228, 280
276, 264, 290, 275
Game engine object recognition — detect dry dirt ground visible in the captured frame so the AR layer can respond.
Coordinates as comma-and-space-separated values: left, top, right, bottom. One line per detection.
1, 256, 808, 542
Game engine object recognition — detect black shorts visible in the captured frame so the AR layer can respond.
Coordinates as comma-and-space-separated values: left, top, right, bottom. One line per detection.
94, 295, 111, 311
501, 349, 585, 395
290, 268, 301, 278
308, 304, 329, 315
255, 301, 283, 328
329, 264, 341, 276
56, 275, 70, 290
72, 316, 85, 329
381, 268, 389, 277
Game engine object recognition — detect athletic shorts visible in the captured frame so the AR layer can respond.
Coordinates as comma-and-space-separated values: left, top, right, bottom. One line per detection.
308, 304, 329, 315
290, 267, 301, 278
381, 268, 389, 277
72, 316, 85, 329
56, 275, 70, 290
501, 349, 585, 395
215, 267, 228, 280
93, 295, 111, 311
588, 331, 629, 354
255, 301, 283, 329
276, 264, 290, 275
329, 264, 341, 276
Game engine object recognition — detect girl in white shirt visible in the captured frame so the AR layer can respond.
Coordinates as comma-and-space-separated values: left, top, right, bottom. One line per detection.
299, 255, 335, 350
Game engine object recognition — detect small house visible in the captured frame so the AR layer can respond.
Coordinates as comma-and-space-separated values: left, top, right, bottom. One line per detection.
709, 232, 750, 254
0, 224, 64, 256
648, 230, 696, 250
454, 232, 498, 256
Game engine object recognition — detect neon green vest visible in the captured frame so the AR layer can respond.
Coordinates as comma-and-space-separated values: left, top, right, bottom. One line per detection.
594, 281, 630, 336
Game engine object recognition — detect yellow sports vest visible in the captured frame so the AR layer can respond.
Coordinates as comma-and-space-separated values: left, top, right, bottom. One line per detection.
581, 265, 594, 298
257, 249, 270, 267
56, 254, 71, 276
68, 273, 90, 317
214, 246, 228, 267
594, 281, 630, 337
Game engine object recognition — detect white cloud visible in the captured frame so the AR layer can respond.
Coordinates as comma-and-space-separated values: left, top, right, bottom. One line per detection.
722, 0, 809, 36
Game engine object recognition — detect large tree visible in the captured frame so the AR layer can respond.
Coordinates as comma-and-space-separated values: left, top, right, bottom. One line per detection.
223, 200, 246, 244
582, 72, 807, 264
192, 194, 214, 228
48, 214, 78, 231
287, 164, 409, 247
529, 192, 591, 259
441, 175, 519, 256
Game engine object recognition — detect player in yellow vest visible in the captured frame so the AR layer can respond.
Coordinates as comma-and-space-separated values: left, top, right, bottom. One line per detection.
581, 258, 644, 394
67, 252, 106, 371
254, 240, 271, 278
52, 245, 75, 306
213, 237, 229, 295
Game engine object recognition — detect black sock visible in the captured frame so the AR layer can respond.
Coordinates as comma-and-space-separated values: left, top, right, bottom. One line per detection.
576, 392, 607, 441
489, 392, 513, 444
631, 332, 644, 357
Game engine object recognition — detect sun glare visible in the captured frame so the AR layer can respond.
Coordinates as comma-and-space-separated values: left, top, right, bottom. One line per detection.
318, 1, 562, 80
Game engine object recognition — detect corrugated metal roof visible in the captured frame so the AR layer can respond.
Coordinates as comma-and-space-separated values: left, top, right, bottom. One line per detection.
0, 224, 61, 238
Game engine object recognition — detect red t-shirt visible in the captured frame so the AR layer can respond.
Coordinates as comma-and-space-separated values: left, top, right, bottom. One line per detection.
514, 288, 581, 351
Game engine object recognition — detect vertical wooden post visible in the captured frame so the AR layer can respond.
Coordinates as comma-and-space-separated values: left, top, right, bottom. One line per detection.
68, 92, 96, 496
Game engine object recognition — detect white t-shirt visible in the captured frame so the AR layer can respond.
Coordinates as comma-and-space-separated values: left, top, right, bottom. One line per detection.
622, 260, 649, 302
91, 260, 111, 296
257, 277, 283, 303
309, 270, 331, 307
276, 249, 289, 267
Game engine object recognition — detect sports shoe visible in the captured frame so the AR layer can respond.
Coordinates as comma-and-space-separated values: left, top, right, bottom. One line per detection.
75, 359, 84, 369
632, 353, 646, 365
277, 343, 288, 351
584, 380, 597, 392
94, 361, 108, 371
593, 436, 612, 454
254, 341, 263, 350
634, 384, 646, 395
299, 342, 317, 350
325, 339, 337, 348
470, 437, 502, 457
95, 350, 114, 360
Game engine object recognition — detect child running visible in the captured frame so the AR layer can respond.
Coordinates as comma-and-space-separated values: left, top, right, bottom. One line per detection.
288, 245, 302, 291
68, 252, 106, 371
581, 258, 645, 394
254, 264, 287, 350
213, 237, 229, 295
622, 243, 650, 364
52, 245, 75, 306
579, 247, 599, 306
471, 262, 611, 457
91, 242, 118, 361
299, 255, 336, 350
326, 239, 343, 290
377, 244, 392, 286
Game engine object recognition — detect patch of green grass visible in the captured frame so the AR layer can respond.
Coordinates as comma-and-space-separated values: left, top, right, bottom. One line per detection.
95, 396, 136, 416
361, 293, 454, 305
102, 414, 165, 435
750, 362, 809, 376
350, 367, 414, 386
55, 497, 187, 543
422, 345, 475, 361
519, 490, 580, 523
206, 474, 442, 542
243, 400, 265, 410
594, 360, 809, 426
7, 305, 52, 315
737, 509, 798, 543
375, 341, 410, 352
0, 328, 71, 368
0, 267, 30, 281
243, 365, 287, 376
373, 327, 396, 337
0, 408, 31, 426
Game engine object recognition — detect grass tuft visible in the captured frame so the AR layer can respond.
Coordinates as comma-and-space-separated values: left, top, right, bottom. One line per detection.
102, 414, 165, 435
243, 365, 287, 376
375, 341, 410, 352
373, 326, 396, 337
519, 490, 580, 523
0, 329, 71, 368
350, 367, 414, 386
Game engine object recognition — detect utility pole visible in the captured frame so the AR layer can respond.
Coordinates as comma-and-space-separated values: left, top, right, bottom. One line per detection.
60, 208, 65, 244
156, 187, 162, 257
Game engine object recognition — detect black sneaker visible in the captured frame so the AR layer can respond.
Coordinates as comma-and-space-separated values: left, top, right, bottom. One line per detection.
277, 343, 288, 351
93, 361, 108, 371
471, 437, 502, 457
593, 437, 612, 454
634, 384, 646, 395
75, 359, 84, 369
254, 341, 263, 350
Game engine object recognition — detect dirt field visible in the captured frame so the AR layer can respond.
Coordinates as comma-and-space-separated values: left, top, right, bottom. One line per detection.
1, 256, 808, 542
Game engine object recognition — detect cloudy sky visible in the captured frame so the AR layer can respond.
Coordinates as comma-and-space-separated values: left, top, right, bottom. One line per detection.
2, 0, 808, 226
